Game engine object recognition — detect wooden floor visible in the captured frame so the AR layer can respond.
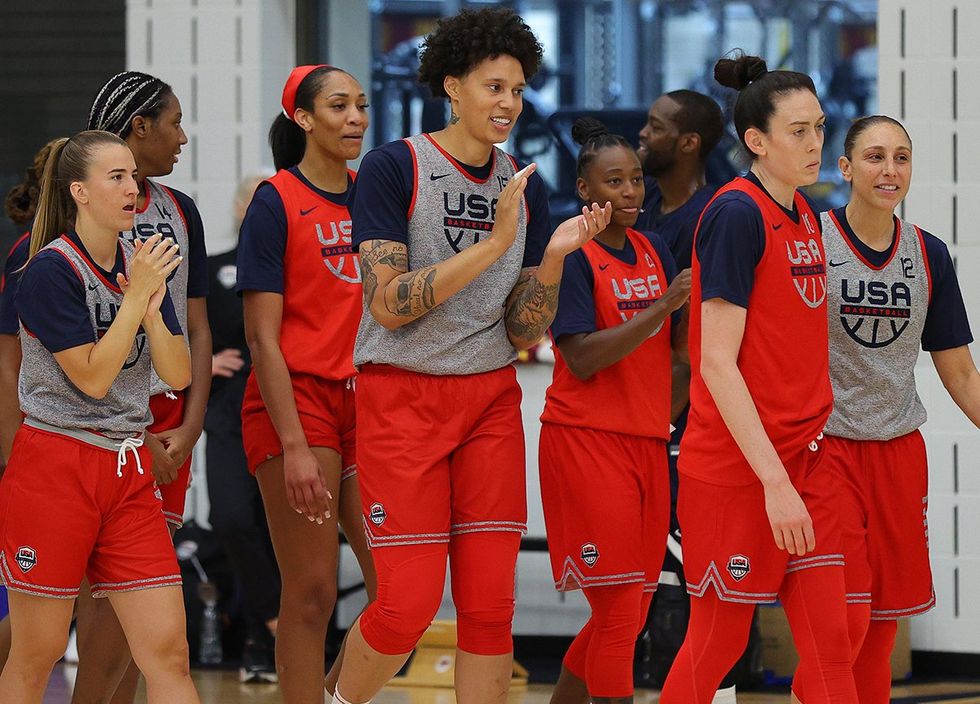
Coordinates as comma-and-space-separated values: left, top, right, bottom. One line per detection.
38, 665, 980, 703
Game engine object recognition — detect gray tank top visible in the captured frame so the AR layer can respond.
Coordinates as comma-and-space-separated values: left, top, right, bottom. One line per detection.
126, 178, 189, 395
353, 135, 528, 375
19, 237, 153, 439
822, 211, 930, 440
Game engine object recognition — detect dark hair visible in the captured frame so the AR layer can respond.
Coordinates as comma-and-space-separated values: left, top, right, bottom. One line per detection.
418, 8, 543, 99
714, 52, 817, 157
664, 90, 725, 160
571, 117, 634, 179
88, 71, 174, 138
843, 115, 912, 159
4, 139, 62, 226
30, 131, 130, 258
268, 66, 346, 171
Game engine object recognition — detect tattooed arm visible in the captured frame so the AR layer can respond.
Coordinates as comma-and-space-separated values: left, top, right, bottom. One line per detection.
504, 202, 615, 350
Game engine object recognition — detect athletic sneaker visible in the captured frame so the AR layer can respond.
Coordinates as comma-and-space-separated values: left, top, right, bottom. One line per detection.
239, 632, 278, 684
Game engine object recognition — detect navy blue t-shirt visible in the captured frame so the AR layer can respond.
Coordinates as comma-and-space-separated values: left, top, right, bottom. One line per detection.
348, 138, 551, 269
550, 230, 679, 341
829, 207, 972, 352
0, 232, 30, 335
16, 232, 182, 354
163, 186, 210, 299
696, 172, 821, 308
236, 166, 352, 295
635, 178, 715, 270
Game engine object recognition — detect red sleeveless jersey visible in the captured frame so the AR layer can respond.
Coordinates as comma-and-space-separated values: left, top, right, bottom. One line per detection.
680, 178, 832, 485
542, 229, 673, 439
266, 169, 361, 380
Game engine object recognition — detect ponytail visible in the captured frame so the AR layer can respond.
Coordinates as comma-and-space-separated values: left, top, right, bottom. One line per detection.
29, 130, 130, 259
269, 65, 345, 171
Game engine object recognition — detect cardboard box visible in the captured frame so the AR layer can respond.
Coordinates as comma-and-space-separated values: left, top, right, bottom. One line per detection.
758, 604, 911, 682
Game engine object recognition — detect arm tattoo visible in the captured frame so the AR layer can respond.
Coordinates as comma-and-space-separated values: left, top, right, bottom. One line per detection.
505, 267, 560, 344
359, 240, 408, 309
387, 267, 437, 317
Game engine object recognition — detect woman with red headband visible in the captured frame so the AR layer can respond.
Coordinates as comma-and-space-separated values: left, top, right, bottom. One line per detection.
236, 64, 375, 702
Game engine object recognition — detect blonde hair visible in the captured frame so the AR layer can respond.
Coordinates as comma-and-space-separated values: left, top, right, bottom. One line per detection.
29, 130, 129, 258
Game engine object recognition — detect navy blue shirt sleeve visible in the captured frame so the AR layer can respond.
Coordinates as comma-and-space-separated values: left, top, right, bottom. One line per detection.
167, 187, 208, 298
350, 141, 413, 249
641, 230, 682, 327
0, 234, 30, 335
159, 288, 183, 336
695, 194, 766, 308
236, 183, 287, 294
920, 230, 973, 351
550, 249, 596, 340
520, 168, 551, 268
16, 251, 95, 353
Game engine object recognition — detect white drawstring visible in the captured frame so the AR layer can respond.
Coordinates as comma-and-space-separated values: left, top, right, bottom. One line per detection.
116, 436, 145, 477
165, 390, 178, 400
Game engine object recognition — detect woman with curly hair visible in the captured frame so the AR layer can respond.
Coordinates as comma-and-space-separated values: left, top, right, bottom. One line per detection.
331, 8, 610, 704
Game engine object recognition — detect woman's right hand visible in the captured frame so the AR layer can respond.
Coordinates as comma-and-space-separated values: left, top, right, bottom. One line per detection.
763, 476, 815, 556
145, 432, 179, 485
117, 234, 182, 306
283, 445, 333, 523
488, 163, 537, 253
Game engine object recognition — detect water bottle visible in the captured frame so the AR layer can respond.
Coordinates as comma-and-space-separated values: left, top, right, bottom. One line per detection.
198, 581, 222, 665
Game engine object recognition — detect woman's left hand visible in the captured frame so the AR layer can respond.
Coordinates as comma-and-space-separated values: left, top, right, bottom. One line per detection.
544, 201, 612, 258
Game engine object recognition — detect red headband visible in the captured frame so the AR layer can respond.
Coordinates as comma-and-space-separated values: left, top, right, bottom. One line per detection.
281, 64, 331, 121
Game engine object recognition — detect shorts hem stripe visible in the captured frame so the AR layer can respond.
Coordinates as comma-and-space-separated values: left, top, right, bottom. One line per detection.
1, 553, 81, 597
870, 591, 936, 619
686, 562, 778, 604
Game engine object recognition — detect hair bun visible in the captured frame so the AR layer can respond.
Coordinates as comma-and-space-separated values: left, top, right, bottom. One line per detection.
571, 116, 610, 146
714, 52, 768, 91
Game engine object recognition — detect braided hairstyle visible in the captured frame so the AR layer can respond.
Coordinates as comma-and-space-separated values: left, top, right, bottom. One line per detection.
88, 71, 174, 138
4, 139, 62, 226
571, 116, 633, 179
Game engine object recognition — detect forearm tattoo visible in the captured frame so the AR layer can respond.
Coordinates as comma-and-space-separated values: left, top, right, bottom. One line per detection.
505, 267, 560, 343
387, 267, 437, 317
359, 240, 408, 309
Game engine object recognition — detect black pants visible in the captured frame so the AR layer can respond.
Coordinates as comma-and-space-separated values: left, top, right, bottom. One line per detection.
205, 372, 281, 632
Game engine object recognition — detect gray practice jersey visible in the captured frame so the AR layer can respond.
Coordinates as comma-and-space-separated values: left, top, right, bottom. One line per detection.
19, 238, 152, 439
353, 135, 528, 375
126, 178, 189, 395
823, 211, 930, 440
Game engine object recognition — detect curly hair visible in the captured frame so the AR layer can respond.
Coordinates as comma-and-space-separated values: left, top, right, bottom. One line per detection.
4, 138, 62, 226
418, 8, 543, 99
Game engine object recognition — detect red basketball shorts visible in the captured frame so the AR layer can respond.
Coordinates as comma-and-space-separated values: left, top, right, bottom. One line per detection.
241, 372, 356, 479
149, 391, 191, 527
825, 431, 934, 619
539, 423, 669, 593
355, 364, 527, 548
0, 424, 181, 599
680, 435, 844, 603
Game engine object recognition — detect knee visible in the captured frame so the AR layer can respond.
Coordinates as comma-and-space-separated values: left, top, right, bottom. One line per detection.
137, 638, 192, 681
359, 577, 444, 655
13, 633, 69, 674
281, 573, 337, 626
454, 577, 516, 655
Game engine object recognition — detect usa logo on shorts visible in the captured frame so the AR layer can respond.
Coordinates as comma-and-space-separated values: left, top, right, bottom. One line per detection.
15, 546, 37, 573
580, 543, 599, 567
369, 503, 386, 526
727, 554, 750, 582
154, 486, 163, 501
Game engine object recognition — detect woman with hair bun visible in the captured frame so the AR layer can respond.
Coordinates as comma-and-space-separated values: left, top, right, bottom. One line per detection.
539, 117, 691, 704
790, 116, 978, 704
659, 53, 858, 703
236, 64, 375, 701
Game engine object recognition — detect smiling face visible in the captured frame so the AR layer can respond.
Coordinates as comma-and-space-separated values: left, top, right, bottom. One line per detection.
70, 142, 140, 232
131, 92, 187, 178
637, 95, 682, 177
577, 144, 644, 229
445, 54, 526, 148
295, 70, 369, 163
839, 122, 912, 214
744, 89, 825, 188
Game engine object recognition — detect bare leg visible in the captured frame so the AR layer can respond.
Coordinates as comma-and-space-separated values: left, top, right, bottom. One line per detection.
0, 590, 74, 704
333, 618, 413, 702
107, 586, 199, 704
455, 650, 513, 704
549, 666, 589, 704
324, 474, 377, 695
0, 613, 11, 673
71, 579, 133, 704
257, 448, 342, 703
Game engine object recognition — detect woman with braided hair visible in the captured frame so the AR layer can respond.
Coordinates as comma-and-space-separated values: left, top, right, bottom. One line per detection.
69, 71, 211, 704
